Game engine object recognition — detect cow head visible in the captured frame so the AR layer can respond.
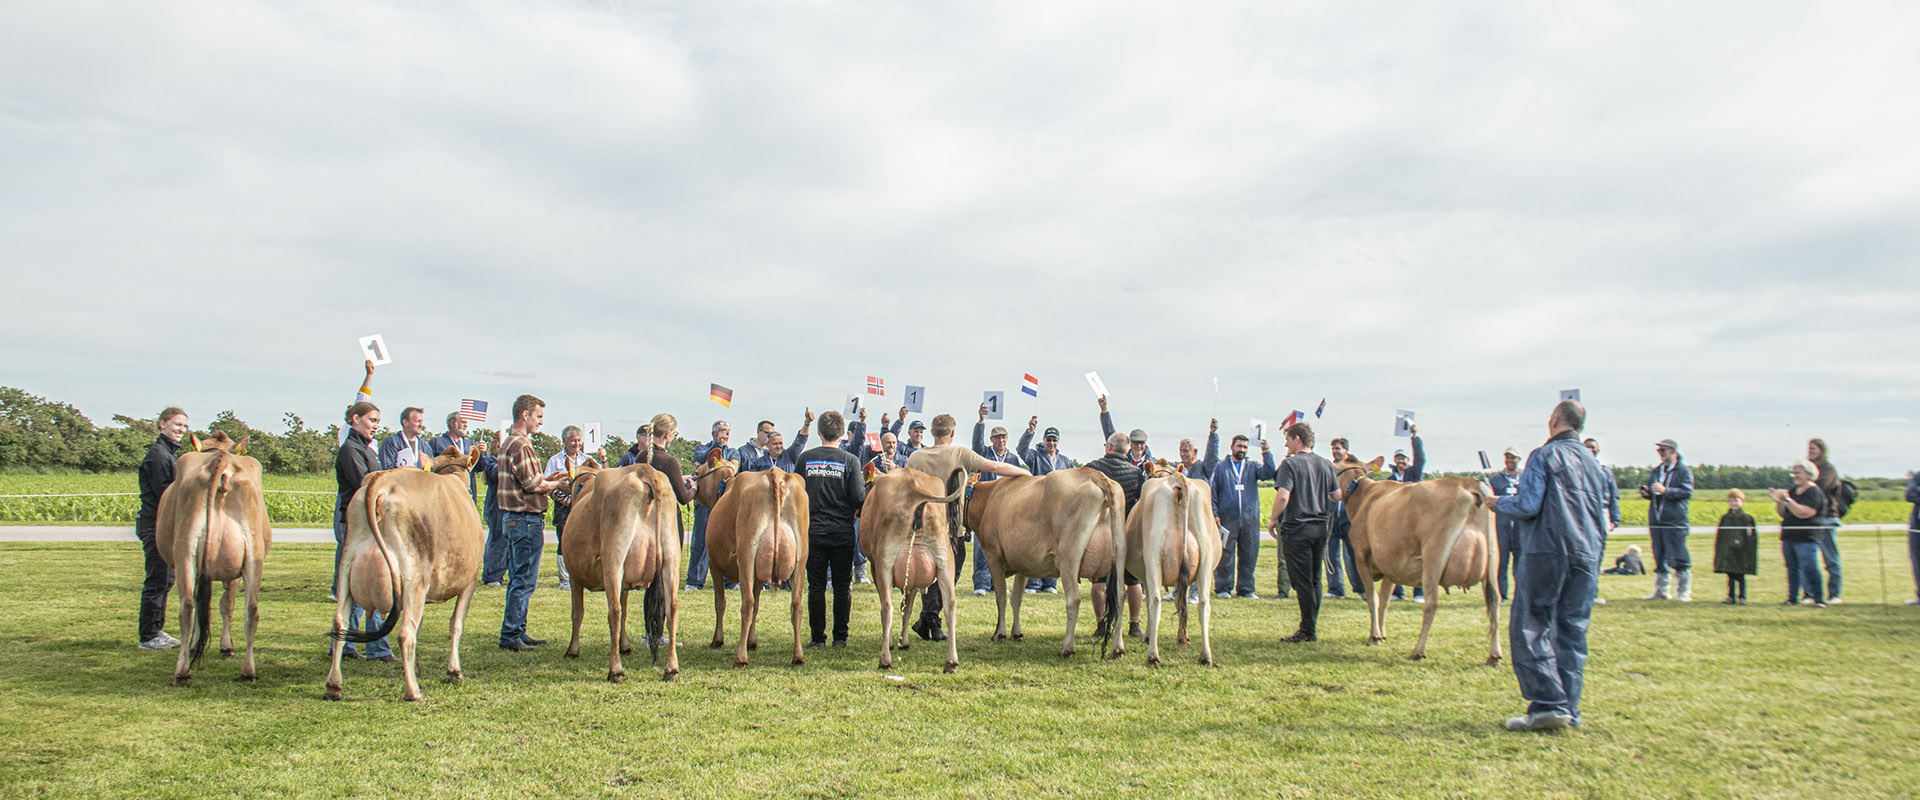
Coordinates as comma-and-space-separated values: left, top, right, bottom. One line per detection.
189, 431, 249, 455
692, 449, 738, 507
1332, 454, 1387, 489
1143, 458, 1179, 479
428, 445, 482, 475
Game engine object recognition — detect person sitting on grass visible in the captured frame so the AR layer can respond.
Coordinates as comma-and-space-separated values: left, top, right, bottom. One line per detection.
1602, 545, 1645, 576
1713, 489, 1758, 605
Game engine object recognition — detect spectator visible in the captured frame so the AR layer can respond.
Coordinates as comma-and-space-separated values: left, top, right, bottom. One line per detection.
1583, 437, 1622, 605
1268, 422, 1336, 643
798, 411, 866, 648
740, 411, 812, 472
898, 417, 928, 463
1084, 432, 1146, 639
1096, 395, 1154, 467
1807, 438, 1844, 603
1388, 423, 1427, 601
688, 420, 739, 592
1207, 434, 1277, 600
966, 411, 1031, 600
769, 416, 811, 473
1015, 419, 1072, 594
333, 398, 393, 661
430, 411, 493, 581
1602, 545, 1645, 575
479, 441, 507, 587
1495, 399, 1609, 732
544, 425, 590, 591
1487, 446, 1524, 603
1639, 438, 1695, 602
642, 414, 696, 647
616, 424, 651, 467
1907, 470, 1920, 606
377, 406, 430, 470
1178, 419, 1222, 480
134, 407, 188, 651
496, 394, 569, 651
903, 413, 1031, 640
1322, 437, 1363, 600
1713, 489, 1758, 605
1770, 461, 1829, 608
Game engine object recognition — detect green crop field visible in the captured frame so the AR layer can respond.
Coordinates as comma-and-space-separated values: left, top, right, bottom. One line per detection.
3, 533, 1918, 798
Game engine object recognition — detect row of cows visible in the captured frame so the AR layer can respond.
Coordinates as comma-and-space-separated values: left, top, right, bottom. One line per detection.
152, 435, 1504, 702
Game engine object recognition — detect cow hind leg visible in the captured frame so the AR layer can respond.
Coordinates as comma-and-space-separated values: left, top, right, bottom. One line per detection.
709, 581, 727, 649
876, 568, 895, 670
239, 560, 261, 682
1197, 563, 1216, 667
323, 589, 351, 701
618, 590, 632, 655
1483, 577, 1503, 666
446, 582, 475, 682
1058, 553, 1085, 658
789, 564, 805, 666
1008, 574, 1027, 641
170, 560, 196, 687
398, 588, 428, 702
219, 579, 236, 657
941, 564, 959, 674
897, 587, 917, 652
1143, 557, 1162, 666
566, 583, 587, 659
1411, 577, 1440, 661
990, 569, 1010, 641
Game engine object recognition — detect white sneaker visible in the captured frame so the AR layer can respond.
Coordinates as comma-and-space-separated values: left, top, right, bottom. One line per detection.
156, 631, 181, 646
1505, 710, 1573, 731
1024, 588, 1037, 594
1042, 587, 1059, 594
1214, 591, 1231, 599
1161, 591, 1175, 601
1906, 598, 1920, 606
1827, 596, 1843, 605
327, 594, 338, 602
973, 589, 990, 596
1592, 597, 1607, 605
138, 635, 177, 650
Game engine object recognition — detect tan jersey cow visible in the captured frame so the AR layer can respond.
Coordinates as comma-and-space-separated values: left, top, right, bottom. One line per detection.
859, 467, 967, 672
1121, 461, 1221, 666
1336, 454, 1503, 664
691, 448, 738, 509
325, 447, 486, 702
560, 462, 685, 682
966, 467, 1126, 659
703, 467, 809, 668
155, 431, 272, 686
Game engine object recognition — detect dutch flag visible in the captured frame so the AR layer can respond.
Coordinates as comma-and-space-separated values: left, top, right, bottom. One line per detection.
1021, 373, 1039, 397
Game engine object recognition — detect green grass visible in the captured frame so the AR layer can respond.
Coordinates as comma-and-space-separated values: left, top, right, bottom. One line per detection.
4, 532, 1919, 798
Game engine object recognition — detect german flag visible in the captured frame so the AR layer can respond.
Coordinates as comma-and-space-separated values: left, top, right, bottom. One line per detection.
709, 383, 733, 408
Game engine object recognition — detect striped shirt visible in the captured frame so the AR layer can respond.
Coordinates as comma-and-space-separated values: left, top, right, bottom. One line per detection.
497, 431, 550, 514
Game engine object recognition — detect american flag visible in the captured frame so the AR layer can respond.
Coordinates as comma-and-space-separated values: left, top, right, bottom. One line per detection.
458, 399, 488, 423
866, 375, 885, 395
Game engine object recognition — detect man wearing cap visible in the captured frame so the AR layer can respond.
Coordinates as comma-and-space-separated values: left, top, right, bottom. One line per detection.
1640, 438, 1695, 601
885, 405, 927, 463
1178, 419, 1222, 480
904, 413, 1031, 641
688, 420, 739, 592
964, 403, 1031, 596
1487, 447, 1525, 603
544, 425, 593, 591
1014, 417, 1073, 594
1388, 423, 1428, 601
739, 410, 813, 473
1097, 395, 1154, 467
1583, 438, 1622, 605
1209, 433, 1277, 599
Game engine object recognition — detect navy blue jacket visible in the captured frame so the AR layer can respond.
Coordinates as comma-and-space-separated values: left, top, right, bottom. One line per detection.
1491, 431, 1610, 562
1099, 410, 1154, 465
377, 432, 430, 471
1208, 452, 1277, 524
1906, 472, 1919, 534
1014, 429, 1073, 475
1390, 436, 1425, 482
1642, 458, 1694, 529
1488, 469, 1523, 540
1184, 432, 1221, 481
970, 422, 1027, 482
616, 445, 647, 468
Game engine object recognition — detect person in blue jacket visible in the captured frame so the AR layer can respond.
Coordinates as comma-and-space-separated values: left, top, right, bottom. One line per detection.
1492, 399, 1610, 732
1640, 438, 1695, 601
1097, 395, 1154, 467
1487, 447, 1525, 602
378, 406, 432, 470
688, 420, 740, 591
1178, 419, 1221, 480
1906, 470, 1920, 606
1583, 438, 1622, 605
739, 410, 813, 472
1323, 437, 1364, 599
967, 405, 1029, 595
1208, 434, 1277, 599
428, 412, 491, 497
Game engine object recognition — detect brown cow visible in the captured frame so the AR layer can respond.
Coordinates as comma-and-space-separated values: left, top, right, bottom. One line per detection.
691, 448, 738, 509
703, 467, 810, 668
1336, 454, 1503, 664
1121, 460, 1220, 666
324, 447, 485, 701
966, 467, 1126, 659
155, 431, 272, 686
859, 468, 967, 672
561, 462, 685, 682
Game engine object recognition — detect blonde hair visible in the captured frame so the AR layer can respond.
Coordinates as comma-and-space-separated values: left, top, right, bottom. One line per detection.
650, 413, 678, 442
1792, 459, 1818, 478
1726, 488, 1746, 501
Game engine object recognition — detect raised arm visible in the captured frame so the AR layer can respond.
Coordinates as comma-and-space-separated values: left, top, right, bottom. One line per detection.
981, 461, 1030, 479
1408, 432, 1426, 481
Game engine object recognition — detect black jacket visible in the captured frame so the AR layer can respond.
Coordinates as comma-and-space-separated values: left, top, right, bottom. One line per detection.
137, 435, 179, 521
1084, 452, 1144, 515
335, 429, 380, 509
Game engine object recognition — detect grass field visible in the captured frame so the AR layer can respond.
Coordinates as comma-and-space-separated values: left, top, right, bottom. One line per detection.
4, 532, 1919, 798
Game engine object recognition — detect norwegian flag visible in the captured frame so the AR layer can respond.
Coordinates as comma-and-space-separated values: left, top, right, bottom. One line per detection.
866, 375, 885, 395
458, 399, 488, 423
1020, 373, 1039, 397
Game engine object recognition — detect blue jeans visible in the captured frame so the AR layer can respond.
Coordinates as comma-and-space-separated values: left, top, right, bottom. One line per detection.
481, 502, 507, 584
1909, 531, 1920, 600
1649, 526, 1691, 574
498, 511, 544, 646
1325, 531, 1360, 597
1026, 577, 1058, 592
1495, 518, 1518, 600
686, 503, 713, 588
332, 498, 391, 658
1510, 552, 1598, 723
1214, 517, 1260, 596
852, 520, 868, 578
1783, 539, 1822, 603
972, 539, 993, 592
1815, 519, 1842, 599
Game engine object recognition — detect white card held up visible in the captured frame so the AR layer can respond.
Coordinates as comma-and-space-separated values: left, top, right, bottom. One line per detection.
584, 422, 602, 451
1084, 372, 1108, 399
357, 334, 393, 366
903, 385, 926, 413
983, 391, 1005, 420
1249, 418, 1266, 447
844, 393, 862, 417
1394, 410, 1416, 437
1559, 389, 1581, 402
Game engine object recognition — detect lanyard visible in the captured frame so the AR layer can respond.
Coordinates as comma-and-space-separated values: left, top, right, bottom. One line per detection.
1230, 459, 1245, 489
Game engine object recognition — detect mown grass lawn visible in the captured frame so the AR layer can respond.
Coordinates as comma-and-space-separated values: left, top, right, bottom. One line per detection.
3, 533, 1918, 799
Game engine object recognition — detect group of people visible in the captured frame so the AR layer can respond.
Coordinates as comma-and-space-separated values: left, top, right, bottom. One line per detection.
126, 367, 1920, 732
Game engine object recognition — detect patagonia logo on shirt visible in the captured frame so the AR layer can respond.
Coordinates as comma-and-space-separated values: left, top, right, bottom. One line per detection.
805, 460, 847, 478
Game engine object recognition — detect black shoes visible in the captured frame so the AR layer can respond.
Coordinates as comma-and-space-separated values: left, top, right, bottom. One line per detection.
499, 640, 539, 652
831, 640, 847, 648
1127, 622, 1144, 639
369, 654, 400, 662
911, 617, 948, 642
1281, 631, 1317, 643
519, 635, 548, 646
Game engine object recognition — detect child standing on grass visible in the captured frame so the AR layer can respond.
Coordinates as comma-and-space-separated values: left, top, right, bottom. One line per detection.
1714, 489, 1758, 604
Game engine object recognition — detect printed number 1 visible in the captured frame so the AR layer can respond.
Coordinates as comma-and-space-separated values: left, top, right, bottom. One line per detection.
988, 396, 998, 412
367, 340, 385, 360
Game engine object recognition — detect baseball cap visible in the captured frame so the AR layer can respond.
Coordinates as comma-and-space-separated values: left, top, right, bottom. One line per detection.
1043, 427, 1060, 440
1502, 446, 1521, 457
1393, 449, 1409, 458
908, 420, 926, 430
1655, 438, 1678, 451
1128, 428, 1149, 444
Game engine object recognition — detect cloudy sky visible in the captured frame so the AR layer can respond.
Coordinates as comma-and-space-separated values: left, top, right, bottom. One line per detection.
4, 1, 1917, 475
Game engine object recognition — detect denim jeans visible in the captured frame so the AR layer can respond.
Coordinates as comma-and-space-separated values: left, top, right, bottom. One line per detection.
1494, 517, 1519, 600
1324, 531, 1360, 597
1510, 552, 1598, 723
1214, 517, 1261, 596
498, 510, 545, 646
1815, 519, 1842, 599
971, 539, 993, 592
481, 503, 508, 584
1784, 539, 1822, 604
1649, 526, 1691, 573
686, 503, 713, 588
851, 520, 869, 580
1909, 531, 1920, 601
332, 498, 391, 657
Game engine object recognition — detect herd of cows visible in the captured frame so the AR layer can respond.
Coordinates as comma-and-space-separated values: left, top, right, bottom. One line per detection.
151, 433, 1508, 702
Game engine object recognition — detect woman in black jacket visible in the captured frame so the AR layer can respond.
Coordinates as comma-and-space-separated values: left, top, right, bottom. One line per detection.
333, 401, 394, 660
1769, 460, 1828, 608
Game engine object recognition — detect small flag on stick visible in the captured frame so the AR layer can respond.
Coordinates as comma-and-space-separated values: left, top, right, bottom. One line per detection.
710, 383, 733, 408
1280, 410, 1304, 428
1021, 374, 1039, 397
1315, 398, 1326, 419
867, 375, 886, 396
458, 399, 488, 423
1478, 451, 1492, 470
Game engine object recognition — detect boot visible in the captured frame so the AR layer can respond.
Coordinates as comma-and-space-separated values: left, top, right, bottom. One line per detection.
1643, 572, 1670, 601
1675, 570, 1693, 602
556, 554, 571, 590
911, 613, 947, 642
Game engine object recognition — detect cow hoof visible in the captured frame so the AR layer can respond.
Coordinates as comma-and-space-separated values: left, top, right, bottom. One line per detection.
747, 641, 758, 651
1011, 633, 1024, 641
564, 650, 579, 659
1485, 656, 1503, 667
445, 670, 463, 683
943, 662, 958, 674
1367, 637, 1386, 646
1058, 648, 1074, 659
878, 661, 891, 671
236, 673, 256, 683
991, 633, 1007, 642
220, 648, 234, 658
1198, 656, 1213, 667
733, 660, 750, 670
661, 669, 679, 682
1146, 655, 1160, 667
792, 656, 804, 665
708, 640, 725, 649
619, 646, 632, 655
1408, 652, 1426, 661
403, 694, 421, 703
322, 686, 342, 701
608, 671, 625, 683
170, 675, 191, 687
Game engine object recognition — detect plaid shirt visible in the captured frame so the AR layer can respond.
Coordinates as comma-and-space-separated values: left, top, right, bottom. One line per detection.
497, 431, 549, 514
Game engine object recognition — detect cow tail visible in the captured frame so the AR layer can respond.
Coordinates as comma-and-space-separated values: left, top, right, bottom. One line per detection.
1097, 477, 1122, 656
644, 476, 672, 663
332, 473, 403, 644
188, 453, 233, 667
1173, 480, 1191, 600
